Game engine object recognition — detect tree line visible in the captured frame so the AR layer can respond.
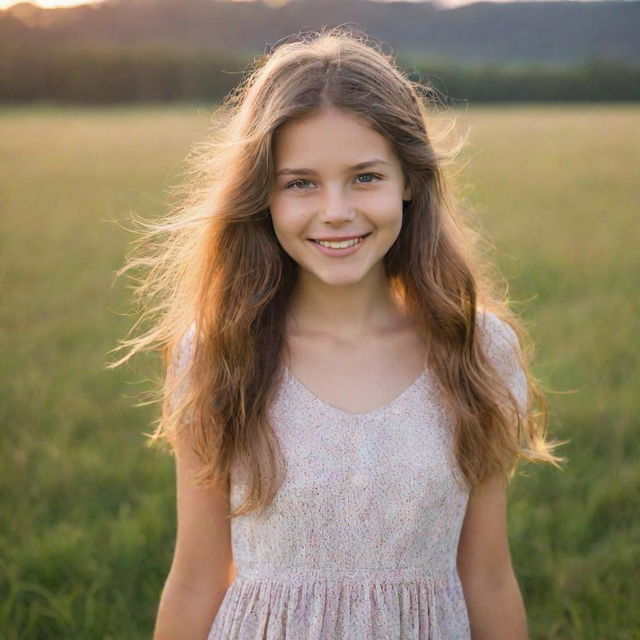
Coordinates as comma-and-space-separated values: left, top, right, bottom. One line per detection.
1, 43, 638, 104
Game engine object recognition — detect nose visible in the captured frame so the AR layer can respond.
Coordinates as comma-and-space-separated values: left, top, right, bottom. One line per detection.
318, 186, 356, 225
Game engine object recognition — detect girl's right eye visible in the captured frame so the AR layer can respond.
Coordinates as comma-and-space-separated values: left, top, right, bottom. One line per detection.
285, 179, 311, 190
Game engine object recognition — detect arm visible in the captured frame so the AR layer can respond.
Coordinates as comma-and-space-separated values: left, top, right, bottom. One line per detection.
457, 474, 529, 640
153, 437, 235, 640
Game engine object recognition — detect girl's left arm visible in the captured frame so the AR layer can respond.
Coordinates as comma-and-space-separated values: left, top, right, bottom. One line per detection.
457, 474, 529, 640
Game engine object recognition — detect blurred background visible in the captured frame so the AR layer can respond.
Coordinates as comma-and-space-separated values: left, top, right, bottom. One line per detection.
0, 0, 638, 638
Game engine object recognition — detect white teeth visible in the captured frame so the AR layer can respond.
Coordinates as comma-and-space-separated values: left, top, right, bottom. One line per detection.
315, 236, 365, 249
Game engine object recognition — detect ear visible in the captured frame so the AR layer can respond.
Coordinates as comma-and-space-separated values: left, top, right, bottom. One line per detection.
403, 182, 413, 201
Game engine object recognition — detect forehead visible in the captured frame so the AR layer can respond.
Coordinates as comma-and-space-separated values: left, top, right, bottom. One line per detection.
273, 109, 397, 168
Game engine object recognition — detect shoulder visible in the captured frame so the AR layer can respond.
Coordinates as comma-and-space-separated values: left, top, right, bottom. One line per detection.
475, 307, 519, 353
475, 307, 528, 413
170, 321, 197, 376
166, 321, 198, 416
475, 307, 522, 375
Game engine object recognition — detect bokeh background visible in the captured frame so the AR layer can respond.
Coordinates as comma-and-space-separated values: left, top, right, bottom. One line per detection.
1, 0, 638, 638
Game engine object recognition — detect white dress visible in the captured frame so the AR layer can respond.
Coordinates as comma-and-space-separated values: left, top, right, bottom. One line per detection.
172, 310, 528, 639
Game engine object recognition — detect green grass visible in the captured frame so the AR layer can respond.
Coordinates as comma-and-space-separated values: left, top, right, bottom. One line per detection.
1, 103, 638, 639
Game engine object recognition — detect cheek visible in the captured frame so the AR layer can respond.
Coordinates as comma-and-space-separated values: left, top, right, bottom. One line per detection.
270, 207, 307, 250
368, 192, 403, 229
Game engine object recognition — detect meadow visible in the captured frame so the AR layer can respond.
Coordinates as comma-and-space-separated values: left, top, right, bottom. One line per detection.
0, 103, 638, 639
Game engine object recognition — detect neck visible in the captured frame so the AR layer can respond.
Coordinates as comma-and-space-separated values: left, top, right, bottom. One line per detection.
286, 264, 405, 341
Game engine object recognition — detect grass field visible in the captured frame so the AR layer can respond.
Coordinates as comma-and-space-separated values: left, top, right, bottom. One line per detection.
1, 103, 638, 639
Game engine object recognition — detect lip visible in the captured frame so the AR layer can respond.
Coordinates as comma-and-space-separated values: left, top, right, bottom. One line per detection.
308, 233, 370, 258
310, 233, 370, 241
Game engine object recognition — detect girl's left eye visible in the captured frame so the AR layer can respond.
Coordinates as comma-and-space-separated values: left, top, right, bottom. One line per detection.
354, 173, 381, 184
284, 173, 382, 190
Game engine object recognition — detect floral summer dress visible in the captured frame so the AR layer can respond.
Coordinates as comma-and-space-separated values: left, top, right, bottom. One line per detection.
172, 310, 527, 640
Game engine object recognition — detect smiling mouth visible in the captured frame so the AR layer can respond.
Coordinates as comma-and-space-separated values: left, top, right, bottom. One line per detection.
309, 233, 371, 249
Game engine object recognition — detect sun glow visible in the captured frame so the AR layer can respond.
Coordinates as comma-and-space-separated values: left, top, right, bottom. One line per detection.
0, 0, 104, 7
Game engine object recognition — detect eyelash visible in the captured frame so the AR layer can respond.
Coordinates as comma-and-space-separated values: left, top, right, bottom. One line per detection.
284, 173, 382, 190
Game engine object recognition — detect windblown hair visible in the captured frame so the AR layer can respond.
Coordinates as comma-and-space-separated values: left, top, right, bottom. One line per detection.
108, 26, 566, 519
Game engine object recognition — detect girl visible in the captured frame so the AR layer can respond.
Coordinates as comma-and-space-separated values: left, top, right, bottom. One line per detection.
112, 26, 565, 640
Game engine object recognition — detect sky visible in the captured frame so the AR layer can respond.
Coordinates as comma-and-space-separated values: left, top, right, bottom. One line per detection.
0, 0, 602, 10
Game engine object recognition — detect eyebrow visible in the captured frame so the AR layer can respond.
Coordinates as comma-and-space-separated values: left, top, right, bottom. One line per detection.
276, 158, 392, 177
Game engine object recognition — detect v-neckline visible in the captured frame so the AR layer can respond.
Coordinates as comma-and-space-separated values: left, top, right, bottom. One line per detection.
284, 365, 427, 419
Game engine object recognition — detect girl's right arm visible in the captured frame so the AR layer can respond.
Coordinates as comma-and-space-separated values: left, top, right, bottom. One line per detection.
152, 436, 234, 640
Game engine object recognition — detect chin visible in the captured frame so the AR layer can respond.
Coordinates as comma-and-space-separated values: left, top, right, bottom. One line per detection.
314, 269, 368, 287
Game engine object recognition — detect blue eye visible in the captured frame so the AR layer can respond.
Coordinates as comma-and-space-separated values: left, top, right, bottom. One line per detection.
285, 179, 312, 190
355, 173, 381, 184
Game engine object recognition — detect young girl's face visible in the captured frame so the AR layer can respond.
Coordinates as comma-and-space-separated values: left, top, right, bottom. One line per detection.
269, 107, 412, 288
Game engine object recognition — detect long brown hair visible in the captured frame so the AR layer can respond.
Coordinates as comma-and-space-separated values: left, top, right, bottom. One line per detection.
108, 26, 566, 519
